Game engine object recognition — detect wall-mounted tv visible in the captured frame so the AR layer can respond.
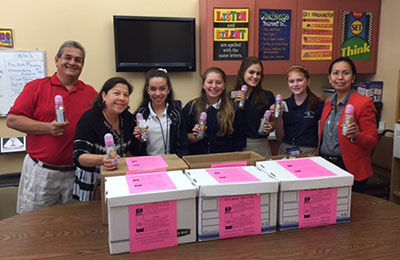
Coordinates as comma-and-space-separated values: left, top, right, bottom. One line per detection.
113, 16, 196, 72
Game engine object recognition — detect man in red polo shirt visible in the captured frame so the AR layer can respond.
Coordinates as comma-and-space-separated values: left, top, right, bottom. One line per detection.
7, 40, 98, 214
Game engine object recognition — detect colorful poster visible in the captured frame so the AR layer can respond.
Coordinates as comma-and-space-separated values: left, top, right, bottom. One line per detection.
126, 173, 176, 194
219, 194, 261, 239
128, 201, 177, 252
298, 188, 338, 228
341, 12, 373, 60
213, 8, 249, 60
206, 167, 260, 183
0, 29, 13, 48
301, 10, 334, 60
125, 156, 168, 172
259, 9, 291, 61
277, 158, 337, 178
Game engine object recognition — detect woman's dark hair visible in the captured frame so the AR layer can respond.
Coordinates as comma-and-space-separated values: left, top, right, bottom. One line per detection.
328, 57, 357, 78
286, 65, 321, 111
137, 69, 175, 109
234, 56, 268, 111
92, 77, 133, 109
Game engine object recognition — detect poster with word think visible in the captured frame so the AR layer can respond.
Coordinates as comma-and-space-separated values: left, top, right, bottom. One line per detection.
341, 11, 373, 60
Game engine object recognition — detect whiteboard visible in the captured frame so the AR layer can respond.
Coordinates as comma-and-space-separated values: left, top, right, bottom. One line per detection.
0, 50, 46, 116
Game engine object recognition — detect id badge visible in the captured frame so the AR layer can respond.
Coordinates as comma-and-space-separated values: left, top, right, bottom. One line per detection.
285, 146, 301, 155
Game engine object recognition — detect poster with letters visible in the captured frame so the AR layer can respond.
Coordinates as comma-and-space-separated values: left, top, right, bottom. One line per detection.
259, 9, 291, 61
213, 8, 249, 60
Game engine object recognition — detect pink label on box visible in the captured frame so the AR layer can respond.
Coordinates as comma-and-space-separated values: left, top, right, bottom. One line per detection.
126, 168, 167, 175
126, 156, 168, 172
206, 167, 260, 183
277, 158, 337, 179
128, 200, 177, 253
126, 173, 176, 194
298, 188, 338, 228
218, 194, 261, 239
211, 161, 247, 168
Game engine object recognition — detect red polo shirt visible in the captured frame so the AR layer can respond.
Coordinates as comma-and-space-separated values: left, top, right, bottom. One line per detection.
8, 73, 97, 165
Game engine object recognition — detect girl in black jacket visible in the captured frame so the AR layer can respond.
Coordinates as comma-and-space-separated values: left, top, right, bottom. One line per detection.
133, 69, 189, 157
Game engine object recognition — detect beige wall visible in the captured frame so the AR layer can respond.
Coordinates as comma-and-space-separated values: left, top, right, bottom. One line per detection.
0, 0, 397, 175
371, 0, 400, 128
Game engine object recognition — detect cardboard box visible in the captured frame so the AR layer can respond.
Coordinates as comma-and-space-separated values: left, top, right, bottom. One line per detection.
105, 170, 197, 254
101, 154, 188, 225
394, 123, 400, 159
256, 157, 354, 230
182, 151, 264, 169
185, 166, 279, 241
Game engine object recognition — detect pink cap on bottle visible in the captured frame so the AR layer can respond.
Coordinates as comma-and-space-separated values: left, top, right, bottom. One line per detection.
241, 85, 248, 92
55, 95, 63, 105
136, 113, 144, 120
264, 110, 271, 119
200, 112, 207, 121
276, 94, 282, 101
104, 133, 114, 146
345, 104, 354, 114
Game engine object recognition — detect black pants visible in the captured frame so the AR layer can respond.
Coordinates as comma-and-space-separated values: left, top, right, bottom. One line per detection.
321, 155, 368, 193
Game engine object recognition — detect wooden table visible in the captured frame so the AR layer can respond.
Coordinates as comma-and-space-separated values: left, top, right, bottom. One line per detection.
1, 193, 400, 259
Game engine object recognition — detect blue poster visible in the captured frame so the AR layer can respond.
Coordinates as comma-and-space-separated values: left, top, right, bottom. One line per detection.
259, 9, 291, 61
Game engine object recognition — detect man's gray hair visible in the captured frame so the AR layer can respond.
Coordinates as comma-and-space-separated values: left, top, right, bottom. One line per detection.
56, 40, 86, 63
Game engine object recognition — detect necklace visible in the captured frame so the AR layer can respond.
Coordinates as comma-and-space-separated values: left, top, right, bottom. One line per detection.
156, 113, 169, 154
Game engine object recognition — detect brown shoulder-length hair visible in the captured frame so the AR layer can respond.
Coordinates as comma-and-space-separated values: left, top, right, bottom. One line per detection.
234, 56, 268, 111
189, 67, 235, 136
286, 65, 321, 111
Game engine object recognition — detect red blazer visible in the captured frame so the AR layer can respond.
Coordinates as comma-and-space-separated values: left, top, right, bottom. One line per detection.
319, 91, 378, 181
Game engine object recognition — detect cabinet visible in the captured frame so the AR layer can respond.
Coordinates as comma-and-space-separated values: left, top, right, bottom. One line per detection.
199, 0, 381, 75
390, 71, 400, 203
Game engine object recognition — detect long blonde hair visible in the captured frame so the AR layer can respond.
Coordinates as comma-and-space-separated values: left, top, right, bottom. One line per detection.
189, 67, 235, 136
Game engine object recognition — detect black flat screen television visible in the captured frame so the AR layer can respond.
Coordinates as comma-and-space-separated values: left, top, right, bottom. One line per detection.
113, 16, 196, 72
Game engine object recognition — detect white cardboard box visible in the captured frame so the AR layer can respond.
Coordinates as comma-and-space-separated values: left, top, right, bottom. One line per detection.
185, 166, 279, 241
105, 170, 197, 254
394, 123, 400, 158
256, 157, 354, 230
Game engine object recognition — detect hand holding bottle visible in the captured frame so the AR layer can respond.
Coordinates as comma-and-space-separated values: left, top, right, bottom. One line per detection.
274, 94, 283, 118
343, 104, 359, 141
135, 113, 148, 142
196, 112, 207, 140
258, 110, 272, 136
55, 95, 65, 122
104, 133, 119, 169
238, 85, 248, 110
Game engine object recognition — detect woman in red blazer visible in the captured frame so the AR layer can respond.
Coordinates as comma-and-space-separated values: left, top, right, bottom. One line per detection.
319, 57, 378, 193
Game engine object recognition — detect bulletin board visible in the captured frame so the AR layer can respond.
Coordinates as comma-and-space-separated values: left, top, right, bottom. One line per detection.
0, 50, 46, 116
